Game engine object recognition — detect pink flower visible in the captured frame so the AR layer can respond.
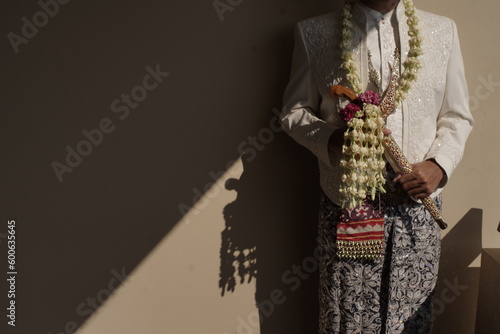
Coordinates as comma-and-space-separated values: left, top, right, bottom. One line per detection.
339, 103, 361, 122
357, 91, 380, 106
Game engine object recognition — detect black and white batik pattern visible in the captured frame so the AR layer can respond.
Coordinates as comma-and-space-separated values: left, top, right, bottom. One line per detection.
318, 193, 441, 334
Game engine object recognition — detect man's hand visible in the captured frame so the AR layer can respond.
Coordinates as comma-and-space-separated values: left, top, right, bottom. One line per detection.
394, 160, 445, 199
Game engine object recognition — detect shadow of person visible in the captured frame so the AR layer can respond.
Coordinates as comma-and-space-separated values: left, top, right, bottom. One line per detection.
216, 3, 348, 332
432, 208, 483, 334
219, 126, 322, 334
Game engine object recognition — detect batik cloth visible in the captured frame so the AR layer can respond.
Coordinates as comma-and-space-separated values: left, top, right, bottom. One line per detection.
318, 192, 442, 334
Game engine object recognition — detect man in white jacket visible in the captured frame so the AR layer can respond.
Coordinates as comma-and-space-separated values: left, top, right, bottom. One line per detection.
281, 0, 473, 332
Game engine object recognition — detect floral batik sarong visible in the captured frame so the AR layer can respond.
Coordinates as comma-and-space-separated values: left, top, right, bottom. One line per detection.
318, 192, 441, 334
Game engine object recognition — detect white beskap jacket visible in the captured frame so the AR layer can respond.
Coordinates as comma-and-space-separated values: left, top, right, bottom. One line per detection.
281, 1, 474, 205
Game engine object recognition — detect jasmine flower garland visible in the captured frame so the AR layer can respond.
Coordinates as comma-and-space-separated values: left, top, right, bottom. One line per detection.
339, 91, 386, 209
338, 0, 423, 209
341, 0, 422, 101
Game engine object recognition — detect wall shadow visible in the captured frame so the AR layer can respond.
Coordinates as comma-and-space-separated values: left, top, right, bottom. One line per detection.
433, 209, 483, 334
217, 2, 343, 332
0, 0, 337, 333
219, 130, 321, 334
475, 248, 500, 333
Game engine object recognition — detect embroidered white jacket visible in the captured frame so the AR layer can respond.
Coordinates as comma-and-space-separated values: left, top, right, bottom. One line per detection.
281, 1, 474, 205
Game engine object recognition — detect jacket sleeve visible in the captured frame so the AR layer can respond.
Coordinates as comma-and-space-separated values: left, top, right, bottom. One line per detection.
280, 23, 339, 168
425, 20, 474, 187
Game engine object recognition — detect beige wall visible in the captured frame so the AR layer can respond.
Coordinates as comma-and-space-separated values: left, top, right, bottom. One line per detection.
418, 0, 500, 249
0, 0, 498, 333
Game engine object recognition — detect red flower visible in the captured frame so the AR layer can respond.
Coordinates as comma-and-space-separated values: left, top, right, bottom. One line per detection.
338, 91, 380, 122
339, 103, 361, 122
357, 91, 380, 106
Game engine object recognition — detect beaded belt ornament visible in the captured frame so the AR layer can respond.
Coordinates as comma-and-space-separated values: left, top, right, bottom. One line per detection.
336, 201, 385, 260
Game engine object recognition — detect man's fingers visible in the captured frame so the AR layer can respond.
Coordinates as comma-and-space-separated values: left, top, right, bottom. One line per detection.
383, 128, 392, 135
393, 160, 444, 199
408, 187, 432, 199
399, 178, 435, 198
397, 173, 416, 184
396, 174, 426, 198
402, 179, 421, 192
